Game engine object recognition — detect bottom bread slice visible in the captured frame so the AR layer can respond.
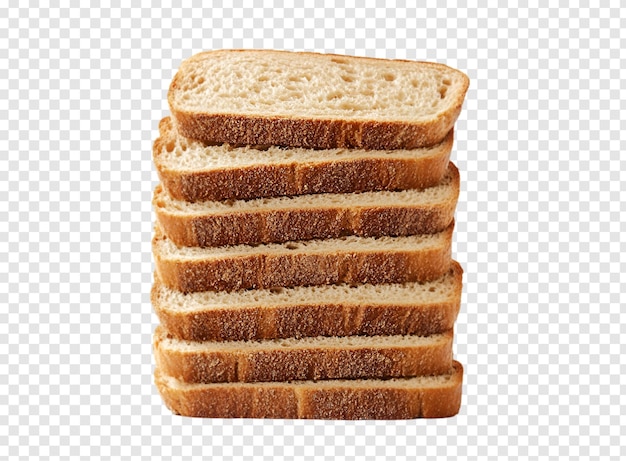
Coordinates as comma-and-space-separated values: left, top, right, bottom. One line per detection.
155, 361, 463, 419
154, 325, 453, 383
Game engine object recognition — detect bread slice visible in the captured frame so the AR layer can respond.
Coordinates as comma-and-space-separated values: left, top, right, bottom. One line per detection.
168, 50, 469, 149
152, 260, 462, 341
152, 221, 453, 293
154, 162, 459, 247
154, 117, 454, 202
154, 325, 453, 383
155, 361, 463, 419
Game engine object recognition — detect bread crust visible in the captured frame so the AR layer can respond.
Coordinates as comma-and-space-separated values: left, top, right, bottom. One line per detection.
154, 163, 459, 247
171, 109, 462, 151
151, 261, 462, 341
154, 117, 454, 202
154, 361, 463, 419
152, 222, 454, 293
168, 50, 469, 150
153, 326, 453, 383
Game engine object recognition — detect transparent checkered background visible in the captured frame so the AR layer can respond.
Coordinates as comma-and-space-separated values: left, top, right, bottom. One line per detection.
0, 2, 624, 460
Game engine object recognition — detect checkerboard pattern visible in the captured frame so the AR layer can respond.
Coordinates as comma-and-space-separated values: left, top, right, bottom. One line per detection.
1, 2, 625, 460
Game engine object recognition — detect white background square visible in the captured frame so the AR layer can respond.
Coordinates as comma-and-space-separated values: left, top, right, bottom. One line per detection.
1, 2, 624, 460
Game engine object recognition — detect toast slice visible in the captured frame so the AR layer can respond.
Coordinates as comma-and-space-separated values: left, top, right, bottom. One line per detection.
152, 222, 453, 293
168, 50, 469, 149
154, 117, 454, 202
155, 361, 463, 419
154, 162, 459, 247
154, 325, 453, 383
151, 261, 462, 341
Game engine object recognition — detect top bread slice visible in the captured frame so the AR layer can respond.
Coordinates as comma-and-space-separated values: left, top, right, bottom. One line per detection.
154, 117, 454, 202
168, 50, 469, 149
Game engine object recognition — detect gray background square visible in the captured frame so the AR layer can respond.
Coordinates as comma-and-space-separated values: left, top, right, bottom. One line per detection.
1, 2, 624, 460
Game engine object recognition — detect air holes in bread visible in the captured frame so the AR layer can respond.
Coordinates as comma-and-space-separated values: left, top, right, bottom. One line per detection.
165, 141, 176, 153
270, 287, 284, 294
339, 102, 358, 110
331, 57, 348, 64
439, 79, 450, 99
341, 75, 354, 83
383, 73, 395, 82
285, 243, 299, 250
326, 91, 342, 101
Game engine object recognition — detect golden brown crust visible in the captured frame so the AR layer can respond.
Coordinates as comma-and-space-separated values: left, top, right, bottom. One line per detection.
168, 50, 469, 150
152, 223, 454, 293
151, 261, 463, 341
170, 109, 462, 151
154, 361, 463, 419
153, 117, 454, 202
300, 386, 420, 420
154, 163, 459, 247
153, 326, 453, 383
156, 373, 300, 418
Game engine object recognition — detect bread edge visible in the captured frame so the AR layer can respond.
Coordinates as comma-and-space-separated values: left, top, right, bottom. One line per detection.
153, 325, 454, 383
152, 222, 454, 292
151, 260, 463, 341
154, 118, 454, 202
154, 361, 463, 419
154, 162, 460, 247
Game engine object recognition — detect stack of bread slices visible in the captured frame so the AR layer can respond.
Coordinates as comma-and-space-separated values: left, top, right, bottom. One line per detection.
152, 50, 469, 419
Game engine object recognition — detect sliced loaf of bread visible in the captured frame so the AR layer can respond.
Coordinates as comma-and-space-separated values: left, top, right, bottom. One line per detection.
154, 162, 459, 247
168, 50, 469, 149
154, 117, 454, 202
152, 261, 462, 341
154, 325, 453, 383
152, 222, 453, 293
155, 361, 463, 419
